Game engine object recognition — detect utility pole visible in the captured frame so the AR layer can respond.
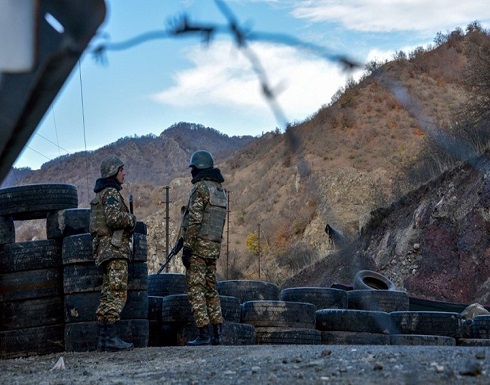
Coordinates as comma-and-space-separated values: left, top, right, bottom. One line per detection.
226, 190, 232, 279
258, 223, 261, 279
164, 186, 170, 272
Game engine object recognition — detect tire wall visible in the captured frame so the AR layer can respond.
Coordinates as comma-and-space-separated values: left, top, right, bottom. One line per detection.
0, 184, 80, 358
0, 240, 64, 359
0, 184, 150, 357
62, 233, 149, 352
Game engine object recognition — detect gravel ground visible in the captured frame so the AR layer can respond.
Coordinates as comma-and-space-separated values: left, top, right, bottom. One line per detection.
0, 345, 488, 385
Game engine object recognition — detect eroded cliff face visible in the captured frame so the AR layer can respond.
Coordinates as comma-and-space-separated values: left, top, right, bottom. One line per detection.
357, 155, 490, 304
284, 154, 490, 305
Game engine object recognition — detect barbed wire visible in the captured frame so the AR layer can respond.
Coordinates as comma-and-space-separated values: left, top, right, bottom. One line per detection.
92, 0, 361, 133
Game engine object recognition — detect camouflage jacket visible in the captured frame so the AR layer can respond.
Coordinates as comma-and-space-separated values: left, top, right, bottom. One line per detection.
90, 178, 136, 266
183, 168, 227, 259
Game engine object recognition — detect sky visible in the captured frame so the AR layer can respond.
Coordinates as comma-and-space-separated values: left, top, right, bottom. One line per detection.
13, 0, 490, 170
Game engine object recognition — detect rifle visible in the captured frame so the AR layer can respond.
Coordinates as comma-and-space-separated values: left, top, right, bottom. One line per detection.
157, 236, 183, 274
129, 193, 135, 260
157, 205, 187, 274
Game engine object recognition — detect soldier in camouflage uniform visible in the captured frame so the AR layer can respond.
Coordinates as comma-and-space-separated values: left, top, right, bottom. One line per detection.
182, 150, 227, 346
90, 155, 136, 352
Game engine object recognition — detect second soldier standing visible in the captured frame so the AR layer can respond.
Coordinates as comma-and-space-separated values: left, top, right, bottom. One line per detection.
181, 150, 227, 346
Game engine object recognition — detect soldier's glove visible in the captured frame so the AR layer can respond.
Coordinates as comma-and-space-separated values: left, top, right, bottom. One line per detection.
182, 247, 192, 269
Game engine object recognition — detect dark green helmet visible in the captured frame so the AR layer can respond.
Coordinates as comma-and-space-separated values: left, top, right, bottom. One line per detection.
189, 150, 214, 169
100, 155, 124, 178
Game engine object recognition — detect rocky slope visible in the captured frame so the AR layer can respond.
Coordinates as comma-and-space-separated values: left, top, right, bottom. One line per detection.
284, 152, 490, 305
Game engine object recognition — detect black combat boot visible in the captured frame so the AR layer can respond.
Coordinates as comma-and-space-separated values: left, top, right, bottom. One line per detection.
105, 322, 134, 351
211, 323, 222, 345
97, 321, 106, 352
187, 325, 211, 346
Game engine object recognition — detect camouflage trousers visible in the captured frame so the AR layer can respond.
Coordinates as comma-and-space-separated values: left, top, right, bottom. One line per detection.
96, 258, 128, 323
186, 255, 223, 328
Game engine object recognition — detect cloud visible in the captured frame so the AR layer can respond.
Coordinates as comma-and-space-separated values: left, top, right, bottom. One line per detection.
152, 40, 349, 123
291, 0, 490, 34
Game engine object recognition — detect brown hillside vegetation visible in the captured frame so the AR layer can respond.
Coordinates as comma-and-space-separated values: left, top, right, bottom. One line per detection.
9, 26, 490, 302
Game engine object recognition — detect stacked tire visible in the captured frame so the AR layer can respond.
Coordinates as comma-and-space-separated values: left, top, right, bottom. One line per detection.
149, 275, 256, 345
147, 273, 188, 346
0, 184, 78, 359
63, 232, 149, 351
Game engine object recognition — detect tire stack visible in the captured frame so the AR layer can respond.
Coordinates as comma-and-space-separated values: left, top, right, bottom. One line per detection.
219, 280, 320, 345
315, 270, 462, 346
63, 230, 149, 351
0, 184, 78, 359
148, 275, 255, 345
459, 315, 490, 346
147, 273, 188, 346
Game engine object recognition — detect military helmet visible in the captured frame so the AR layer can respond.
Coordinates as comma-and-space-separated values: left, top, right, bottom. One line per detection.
189, 150, 214, 169
100, 155, 124, 178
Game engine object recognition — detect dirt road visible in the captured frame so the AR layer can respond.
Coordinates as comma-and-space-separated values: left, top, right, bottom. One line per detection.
0, 344, 488, 385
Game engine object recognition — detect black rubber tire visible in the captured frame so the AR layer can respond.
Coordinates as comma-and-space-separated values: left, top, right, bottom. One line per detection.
470, 315, 490, 338
280, 287, 348, 310
46, 208, 90, 239
62, 233, 147, 264
148, 273, 187, 297
255, 327, 321, 345
347, 290, 410, 312
241, 300, 316, 328
64, 319, 149, 352
320, 331, 390, 345
174, 321, 256, 346
353, 270, 397, 291
0, 239, 62, 272
315, 309, 392, 334
63, 262, 148, 294
0, 268, 62, 302
62, 233, 93, 265
148, 295, 165, 322
161, 294, 241, 323
64, 290, 148, 323
217, 280, 280, 303
457, 338, 490, 346
0, 216, 15, 245
0, 184, 78, 220
0, 324, 64, 359
131, 233, 148, 262
135, 221, 147, 235
390, 334, 456, 346
391, 311, 462, 338
0, 296, 64, 330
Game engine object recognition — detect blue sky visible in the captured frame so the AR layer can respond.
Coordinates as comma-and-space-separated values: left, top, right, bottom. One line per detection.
14, 0, 490, 170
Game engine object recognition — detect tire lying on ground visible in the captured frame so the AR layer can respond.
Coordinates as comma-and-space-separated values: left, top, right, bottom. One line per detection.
0, 184, 78, 220
353, 270, 397, 291
390, 334, 456, 346
217, 280, 280, 303
255, 327, 321, 345
316, 309, 392, 334
470, 315, 490, 339
390, 311, 462, 338
0, 325, 64, 359
241, 300, 316, 329
64, 319, 149, 352
347, 290, 409, 312
320, 331, 390, 345
175, 322, 256, 346
280, 287, 347, 310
